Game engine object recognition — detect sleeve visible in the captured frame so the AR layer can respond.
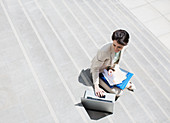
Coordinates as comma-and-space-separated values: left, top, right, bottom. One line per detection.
90, 49, 106, 85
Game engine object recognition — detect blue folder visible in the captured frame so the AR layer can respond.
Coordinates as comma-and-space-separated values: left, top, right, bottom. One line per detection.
99, 68, 134, 90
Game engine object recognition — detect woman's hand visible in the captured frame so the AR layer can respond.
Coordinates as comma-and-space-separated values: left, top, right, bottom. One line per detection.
108, 69, 114, 76
94, 84, 105, 97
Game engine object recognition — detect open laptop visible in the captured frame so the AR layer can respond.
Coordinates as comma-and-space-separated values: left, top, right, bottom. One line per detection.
81, 90, 115, 113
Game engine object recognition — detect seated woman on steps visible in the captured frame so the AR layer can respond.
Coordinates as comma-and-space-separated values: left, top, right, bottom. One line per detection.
90, 29, 136, 100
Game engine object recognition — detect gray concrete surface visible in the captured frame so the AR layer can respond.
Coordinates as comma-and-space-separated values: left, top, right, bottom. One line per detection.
0, 0, 170, 123
120, 0, 170, 51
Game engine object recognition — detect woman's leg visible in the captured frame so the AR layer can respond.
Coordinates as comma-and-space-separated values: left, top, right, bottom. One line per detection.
99, 78, 123, 96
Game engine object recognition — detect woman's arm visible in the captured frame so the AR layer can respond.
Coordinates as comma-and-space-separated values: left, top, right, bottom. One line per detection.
91, 50, 106, 96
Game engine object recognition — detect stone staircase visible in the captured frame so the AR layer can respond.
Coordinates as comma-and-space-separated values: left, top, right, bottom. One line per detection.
0, 0, 169, 122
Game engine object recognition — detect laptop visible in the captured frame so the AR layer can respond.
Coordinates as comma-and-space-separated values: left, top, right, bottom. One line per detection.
81, 90, 115, 113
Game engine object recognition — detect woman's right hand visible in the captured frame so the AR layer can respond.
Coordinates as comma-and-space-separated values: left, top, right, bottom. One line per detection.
94, 84, 105, 97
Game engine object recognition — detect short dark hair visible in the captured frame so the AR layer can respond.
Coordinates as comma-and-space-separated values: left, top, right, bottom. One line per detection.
112, 29, 129, 46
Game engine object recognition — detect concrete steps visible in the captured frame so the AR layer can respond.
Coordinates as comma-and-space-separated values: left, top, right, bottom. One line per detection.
0, 0, 169, 122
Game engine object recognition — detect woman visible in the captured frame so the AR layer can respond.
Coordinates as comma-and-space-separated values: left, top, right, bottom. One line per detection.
90, 29, 135, 99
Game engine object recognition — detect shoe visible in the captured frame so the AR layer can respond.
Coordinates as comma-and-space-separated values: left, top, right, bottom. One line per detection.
127, 82, 136, 92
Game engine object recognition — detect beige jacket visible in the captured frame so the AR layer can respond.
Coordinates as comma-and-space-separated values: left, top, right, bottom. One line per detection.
90, 42, 127, 85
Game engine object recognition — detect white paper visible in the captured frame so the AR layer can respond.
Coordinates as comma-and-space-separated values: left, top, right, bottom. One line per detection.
102, 67, 127, 86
